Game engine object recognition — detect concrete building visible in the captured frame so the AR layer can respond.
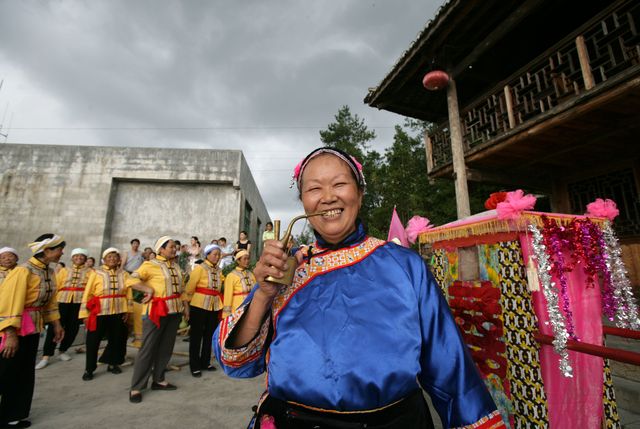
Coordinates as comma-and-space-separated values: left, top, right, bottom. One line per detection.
0, 144, 270, 262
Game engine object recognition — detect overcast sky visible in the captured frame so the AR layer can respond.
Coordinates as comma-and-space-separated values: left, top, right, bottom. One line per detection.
0, 0, 441, 235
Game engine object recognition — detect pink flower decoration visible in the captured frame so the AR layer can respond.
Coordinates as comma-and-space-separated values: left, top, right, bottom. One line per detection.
496, 189, 537, 220
260, 415, 277, 429
586, 198, 619, 220
350, 156, 363, 172
292, 160, 303, 180
405, 215, 433, 244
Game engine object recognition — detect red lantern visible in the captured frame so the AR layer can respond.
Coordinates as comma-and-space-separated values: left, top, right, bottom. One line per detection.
422, 70, 449, 91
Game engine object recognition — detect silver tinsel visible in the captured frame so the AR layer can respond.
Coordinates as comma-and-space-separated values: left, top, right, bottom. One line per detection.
528, 224, 573, 377
602, 222, 640, 329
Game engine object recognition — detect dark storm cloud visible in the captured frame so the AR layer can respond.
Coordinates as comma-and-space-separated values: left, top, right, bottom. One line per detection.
0, 0, 442, 226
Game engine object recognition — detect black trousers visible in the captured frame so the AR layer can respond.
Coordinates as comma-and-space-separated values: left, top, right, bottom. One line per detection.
43, 302, 81, 355
85, 313, 128, 373
255, 390, 433, 429
188, 306, 219, 372
0, 333, 39, 423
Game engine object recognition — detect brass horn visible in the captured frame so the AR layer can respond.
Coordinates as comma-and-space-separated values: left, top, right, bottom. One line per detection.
264, 211, 326, 286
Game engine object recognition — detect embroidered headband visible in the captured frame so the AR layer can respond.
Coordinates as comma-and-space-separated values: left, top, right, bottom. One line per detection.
28, 235, 65, 255
154, 236, 173, 253
0, 247, 18, 257
204, 244, 221, 257
101, 247, 120, 260
292, 147, 366, 190
71, 248, 89, 257
235, 249, 249, 260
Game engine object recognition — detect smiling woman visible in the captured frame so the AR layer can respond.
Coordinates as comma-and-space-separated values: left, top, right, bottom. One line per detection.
214, 147, 505, 429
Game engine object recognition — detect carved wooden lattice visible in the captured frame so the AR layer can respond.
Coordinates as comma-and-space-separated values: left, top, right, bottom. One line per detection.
429, 0, 640, 171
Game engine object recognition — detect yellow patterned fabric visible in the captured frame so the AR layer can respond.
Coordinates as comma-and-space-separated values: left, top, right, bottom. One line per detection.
133, 256, 184, 315
182, 260, 224, 312
218, 300, 270, 368
0, 266, 12, 286
488, 241, 549, 428
79, 266, 135, 318
271, 237, 386, 318
56, 264, 93, 303
602, 358, 622, 428
0, 257, 60, 333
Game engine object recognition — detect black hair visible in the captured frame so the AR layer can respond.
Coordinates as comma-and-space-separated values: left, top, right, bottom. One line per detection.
266, 222, 273, 227
240, 230, 248, 236
58, 262, 66, 267
130, 238, 140, 245
174, 240, 181, 246
87, 257, 95, 263
160, 240, 171, 249
219, 237, 227, 242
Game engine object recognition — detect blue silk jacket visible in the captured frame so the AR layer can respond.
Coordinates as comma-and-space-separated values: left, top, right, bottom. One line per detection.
214, 223, 502, 428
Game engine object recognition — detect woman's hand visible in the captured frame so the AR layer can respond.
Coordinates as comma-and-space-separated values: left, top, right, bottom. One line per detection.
1, 328, 19, 358
53, 320, 65, 344
253, 239, 288, 300
183, 303, 190, 322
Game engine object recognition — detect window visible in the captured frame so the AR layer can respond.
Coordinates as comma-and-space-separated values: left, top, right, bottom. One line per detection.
244, 200, 252, 235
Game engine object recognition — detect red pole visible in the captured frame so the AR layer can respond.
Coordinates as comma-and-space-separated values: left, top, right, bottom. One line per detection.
602, 325, 640, 340
534, 332, 640, 366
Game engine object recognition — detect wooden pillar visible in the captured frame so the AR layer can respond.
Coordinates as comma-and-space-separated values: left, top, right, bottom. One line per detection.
550, 180, 571, 213
424, 131, 434, 173
504, 84, 516, 128
576, 35, 595, 90
446, 77, 471, 219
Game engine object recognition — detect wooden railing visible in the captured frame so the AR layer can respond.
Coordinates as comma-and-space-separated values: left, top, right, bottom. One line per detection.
535, 326, 640, 366
429, 0, 640, 171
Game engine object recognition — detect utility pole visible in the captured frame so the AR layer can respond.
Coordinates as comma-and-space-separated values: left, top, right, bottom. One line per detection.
0, 80, 10, 142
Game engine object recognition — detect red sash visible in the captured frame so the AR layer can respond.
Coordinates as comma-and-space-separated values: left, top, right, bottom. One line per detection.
61, 287, 85, 292
149, 294, 180, 327
86, 294, 126, 332
195, 287, 222, 298
233, 291, 250, 296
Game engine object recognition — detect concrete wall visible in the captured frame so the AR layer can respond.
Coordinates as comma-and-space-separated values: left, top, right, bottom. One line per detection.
0, 144, 270, 262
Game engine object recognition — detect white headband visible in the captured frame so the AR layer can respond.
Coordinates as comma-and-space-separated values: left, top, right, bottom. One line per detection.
71, 248, 89, 257
154, 236, 173, 253
101, 247, 120, 260
204, 244, 221, 257
0, 247, 18, 257
28, 235, 64, 255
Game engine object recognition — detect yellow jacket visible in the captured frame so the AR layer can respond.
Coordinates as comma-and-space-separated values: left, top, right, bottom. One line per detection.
182, 260, 224, 312
222, 267, 256, 318
0, 257, 60, 334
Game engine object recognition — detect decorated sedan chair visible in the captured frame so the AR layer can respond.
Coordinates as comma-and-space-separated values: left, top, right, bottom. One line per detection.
413, 192, 640, 429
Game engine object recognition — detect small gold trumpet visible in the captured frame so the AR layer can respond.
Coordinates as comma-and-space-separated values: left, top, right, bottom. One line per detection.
264, 210, 327, 286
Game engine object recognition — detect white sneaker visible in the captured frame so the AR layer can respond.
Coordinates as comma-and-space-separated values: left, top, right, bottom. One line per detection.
35, 359, 49, 369
59, 352, 72, 361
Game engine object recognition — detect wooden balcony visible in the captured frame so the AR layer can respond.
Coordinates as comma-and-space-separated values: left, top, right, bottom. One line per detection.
427, 0, 640, 185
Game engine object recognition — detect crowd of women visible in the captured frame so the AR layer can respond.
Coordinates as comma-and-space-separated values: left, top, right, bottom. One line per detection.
0, 229, 259, 427
1, 146, 507, 429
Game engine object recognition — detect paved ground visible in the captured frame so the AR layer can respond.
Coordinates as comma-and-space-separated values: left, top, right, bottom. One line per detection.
25, 328, 640, 428
29, 329, 445, 429
31, 332, 264, 429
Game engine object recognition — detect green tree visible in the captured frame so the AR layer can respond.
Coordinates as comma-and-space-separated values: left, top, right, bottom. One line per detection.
319, 105, 376, 160
293, 223, 315, 246
368, 124, 456, 238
